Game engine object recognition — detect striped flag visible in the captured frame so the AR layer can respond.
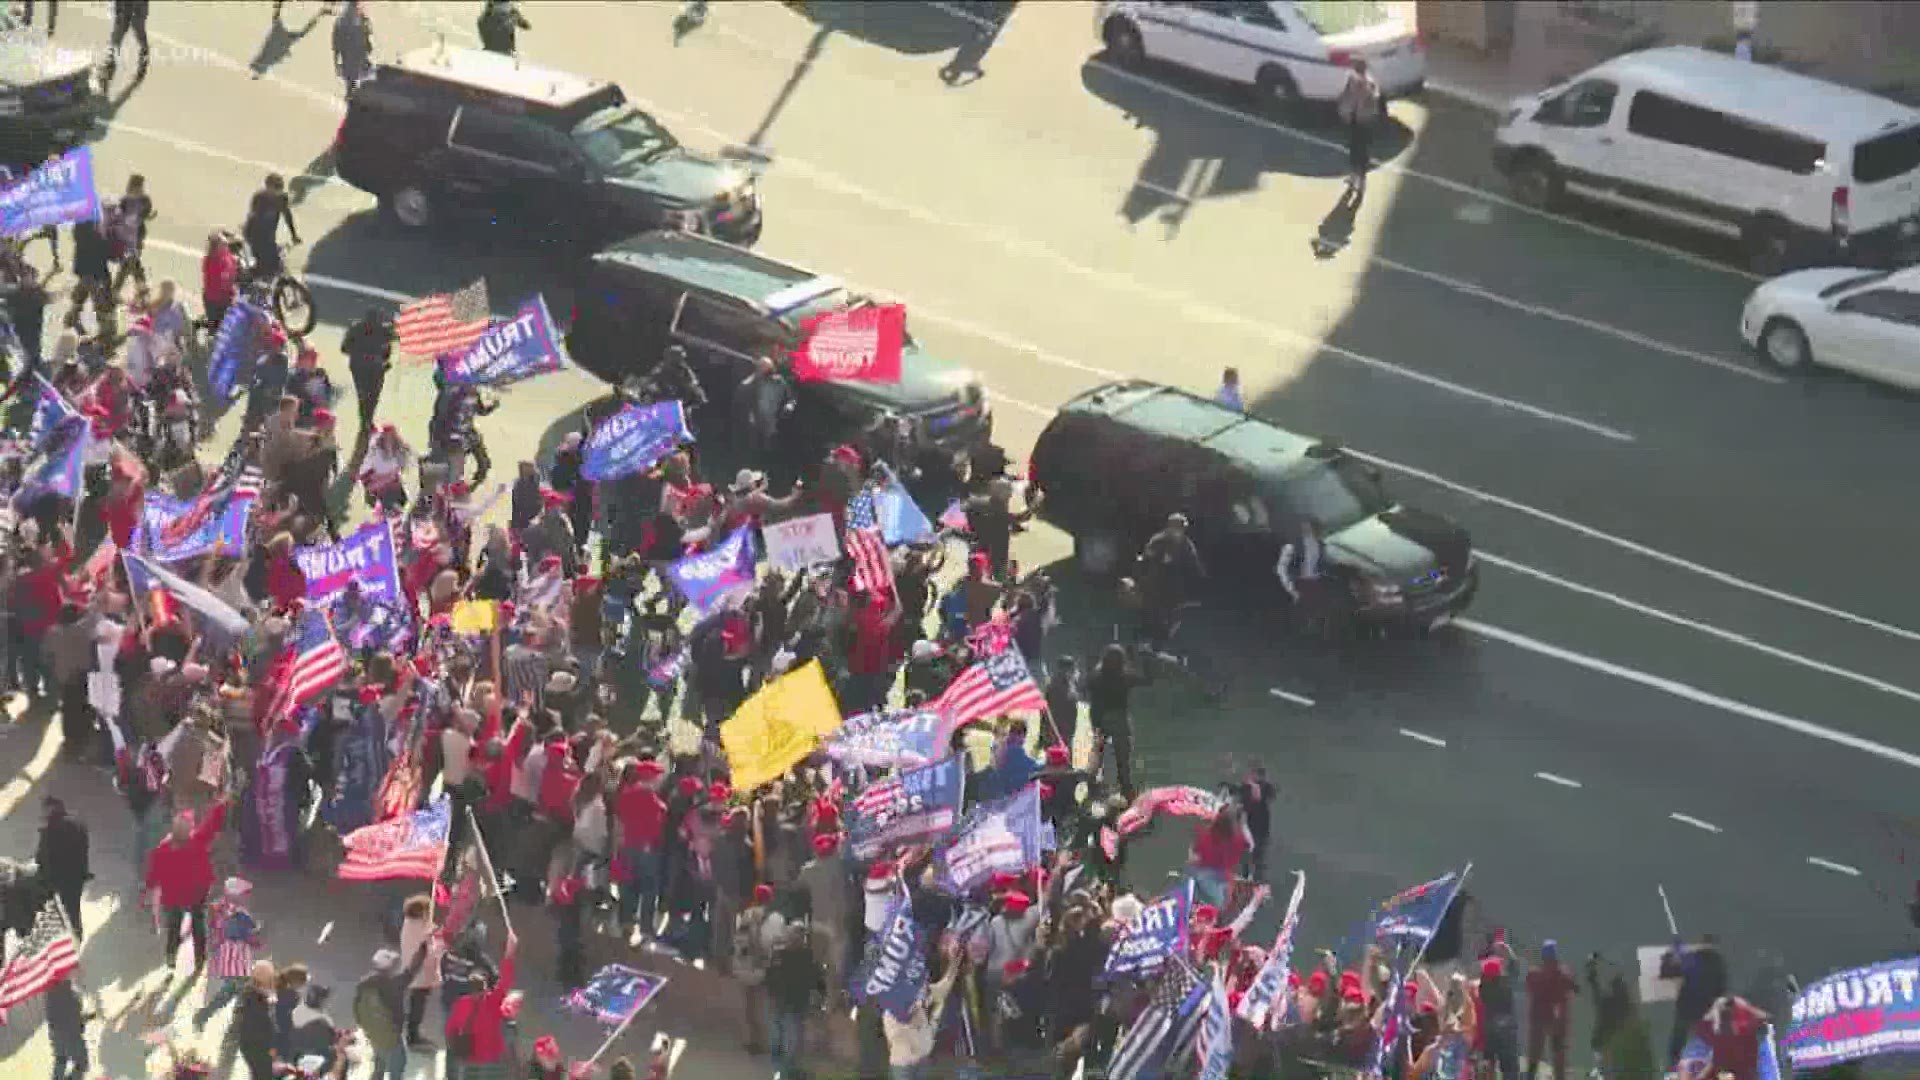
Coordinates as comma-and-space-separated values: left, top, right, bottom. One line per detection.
395, 279, 491, 358
266, 609, 349, 727
1757, 1023, 1783, 1080
846, 527, 893, 595
1237, 873, 1305, 1030
932, 649, 1044, 728
1193, 966, 1234, 1080
1108, 962, 1208, 1080
338, 797, 452, 881
0, 900, 79, 1009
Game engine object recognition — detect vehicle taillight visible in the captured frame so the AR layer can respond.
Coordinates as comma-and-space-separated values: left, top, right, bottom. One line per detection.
1328, 48, 1353, 68
1832, 186, 1851, 234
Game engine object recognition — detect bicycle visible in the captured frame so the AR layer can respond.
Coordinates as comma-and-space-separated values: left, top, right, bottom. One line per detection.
223, 232, 317, 338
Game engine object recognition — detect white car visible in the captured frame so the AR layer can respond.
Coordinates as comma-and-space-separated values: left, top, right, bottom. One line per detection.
1095, 0, 1426, 108
1740, 266, 1920, 390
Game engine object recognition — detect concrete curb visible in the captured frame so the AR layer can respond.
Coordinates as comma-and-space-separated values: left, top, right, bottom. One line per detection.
1422, 78, 1511, 113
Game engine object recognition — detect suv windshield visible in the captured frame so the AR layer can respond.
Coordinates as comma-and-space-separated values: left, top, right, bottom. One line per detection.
1275, 456, 1391, 534
571, 106, 677, 171
1292, 0, 1393, 36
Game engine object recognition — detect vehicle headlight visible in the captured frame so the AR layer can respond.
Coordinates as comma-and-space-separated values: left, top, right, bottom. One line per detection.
962, 382, 987, 410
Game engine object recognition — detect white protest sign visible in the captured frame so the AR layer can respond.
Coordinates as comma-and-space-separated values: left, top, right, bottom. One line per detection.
762, 513, 842, 573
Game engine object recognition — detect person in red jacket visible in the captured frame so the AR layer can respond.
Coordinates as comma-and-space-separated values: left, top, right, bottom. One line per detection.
445, 931, 518, 1078
262, 533, 307, 612
100, 456, 146, 549
145, 794, 234, 972
200, 230, 239, 333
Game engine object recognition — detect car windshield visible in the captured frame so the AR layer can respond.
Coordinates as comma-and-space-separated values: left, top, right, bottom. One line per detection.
571, 106, 678, 171
1275, 456, 1391, 534
1292, 0, 1393, 36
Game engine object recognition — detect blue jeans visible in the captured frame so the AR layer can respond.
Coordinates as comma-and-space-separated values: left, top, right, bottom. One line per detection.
1189, 867, 1228, 909
617, 848, 663, 935
370, 1043, 407, 1080
769, 1008, 805, 1074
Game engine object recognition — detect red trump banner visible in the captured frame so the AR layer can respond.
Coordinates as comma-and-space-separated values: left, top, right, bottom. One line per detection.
792, 303, 905, 383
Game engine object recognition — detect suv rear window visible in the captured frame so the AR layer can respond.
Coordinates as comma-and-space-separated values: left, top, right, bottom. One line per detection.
1853, 124, 1920, 185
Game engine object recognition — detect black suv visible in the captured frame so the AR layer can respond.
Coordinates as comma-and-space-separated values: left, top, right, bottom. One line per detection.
567, 230, 996, 485
335, 46, 760, 246
1030, 381, 1478, 634
0, 12, 100, 151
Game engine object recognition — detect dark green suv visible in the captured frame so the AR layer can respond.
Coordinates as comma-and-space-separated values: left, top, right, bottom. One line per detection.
1030, 380, 1477, 634
566, 230, 996, 484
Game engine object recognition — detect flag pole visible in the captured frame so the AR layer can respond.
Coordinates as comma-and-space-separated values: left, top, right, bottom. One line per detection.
467, 804, 513, 934
1657, 884, 1679, 937
583, 1001, 647, 1068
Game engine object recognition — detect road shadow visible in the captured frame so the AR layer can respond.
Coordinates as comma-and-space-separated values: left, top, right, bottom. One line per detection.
289, 145, 338, 208
250, 9, 323, 80
785, 0, 991, 56
1310, 188, 1360, 259
302, 210, 576, 318
936, 2, 1018, 87
1082, 58, 1411, 235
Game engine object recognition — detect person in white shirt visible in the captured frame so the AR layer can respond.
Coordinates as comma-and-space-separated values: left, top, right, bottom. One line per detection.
1214, 366, 1243, 412
357, 425, 412, 512
884, 942, 966, 1077
1276, 520, 1324, 622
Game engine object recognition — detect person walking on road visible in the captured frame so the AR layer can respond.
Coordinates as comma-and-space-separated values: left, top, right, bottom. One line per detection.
1524, 940, 1579, 1080
344, 307, 396, 430
144, 795, 233, 975
101, 0, 151, 86
46, 975, 92, 1080
1087, 642, 1146, 799
1336, 58, 1381, 201
36, 796, 90, 941
477, 0, 530, 56
1661, 933, 1729, 1064
193, 877, 263, 1030
355, 941, 433, 1080
333, 0, 374, 96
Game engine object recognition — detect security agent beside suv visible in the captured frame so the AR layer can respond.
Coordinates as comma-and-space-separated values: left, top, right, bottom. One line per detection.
566, 230, 998, 495
334, 46, 760, 246
1029, 381, 1478, 637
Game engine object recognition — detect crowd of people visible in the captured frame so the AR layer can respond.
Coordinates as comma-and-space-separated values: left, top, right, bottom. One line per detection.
0, 89, 1816, 1080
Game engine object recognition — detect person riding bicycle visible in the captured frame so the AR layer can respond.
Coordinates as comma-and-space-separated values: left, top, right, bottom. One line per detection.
1136, 512, 1205, 653
243, 174, 301, 283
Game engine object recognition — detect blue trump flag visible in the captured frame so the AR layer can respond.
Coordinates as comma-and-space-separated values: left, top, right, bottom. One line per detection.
137, 487, 255, 564
0, 147, 100, 236
566, 963, 670, 1026
439, 295, 569, 387
29, 374, 79, 453
845, 756, 966, 859
932, 782, 1046, 895
664, 527, 757, 615
11, 415, 88, 511
1102, 881, 1193, 980
294, 520, 403, 606
1364, 869, 1465, 950
582, 400, 692, 482
852, 894, 929, 1021
208, 299, 268, 402
849, 462, 933, 546
322, 700, 393, 836
825, 708, 948, 770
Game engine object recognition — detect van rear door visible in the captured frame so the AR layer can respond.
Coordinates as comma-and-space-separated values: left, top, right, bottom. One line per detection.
1849, 123, 1920, 234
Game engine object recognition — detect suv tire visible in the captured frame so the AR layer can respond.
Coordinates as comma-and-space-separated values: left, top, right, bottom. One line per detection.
1253, 65, 1299, 111
1507, 153, 1561, 209
1075, 530, 1125, 580
1102, 18, 1145, 66
385, 184, 435, 231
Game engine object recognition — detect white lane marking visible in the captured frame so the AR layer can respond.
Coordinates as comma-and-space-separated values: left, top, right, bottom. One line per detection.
76, 2, 348, 115
1371, 255, 1780, 383
927, 0, 1002, 32
111, 111, 1915, 648
1368, 454, 1920, 646
1081, 58, 1763, 283
1132, 178, 1193, 203
1805, 856, 1862, 877
1459, 617, 1920, 771
103, 119, 349, 189
316, 921, 334, 945
1533, 771, 1583, 789
1398, 728, 1448, 748
1668, 812, 1723, 834
1269, 687, 1316, 707
1478, 551, 1920, 706
1454, 203, 1494, 225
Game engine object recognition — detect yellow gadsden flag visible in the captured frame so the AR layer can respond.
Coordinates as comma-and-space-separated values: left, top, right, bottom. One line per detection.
449, 600, 499, 636
721, 660, 844, 791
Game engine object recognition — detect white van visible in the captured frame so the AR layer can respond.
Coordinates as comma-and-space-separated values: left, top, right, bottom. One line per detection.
1491, 47, 1920, 273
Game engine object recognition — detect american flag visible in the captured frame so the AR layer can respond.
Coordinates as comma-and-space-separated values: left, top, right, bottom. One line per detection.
1193, 966, 1234, 1080
267, 609, 349, 727
845, 485, 878, 531
0, 899, 79, 1009
395, 279, 491, 358
338, 796, 452, 881
932, 650, 1044, 728
1107, 961, 1208, 1080
965, 610, 1013, 656
846, 527, 893, 596
1237, 874, 1304, 1030
436, 840, 487, 943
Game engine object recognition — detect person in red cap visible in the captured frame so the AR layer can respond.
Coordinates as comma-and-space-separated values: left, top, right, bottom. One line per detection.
797, 829, 853, 1053
1475, 953, 1522, 1077
444, 930, 519, 1079
521, 487, 579, 578
732, 881, 788, 1054
980, 889, 1041, 1052
613, 758, 669, 942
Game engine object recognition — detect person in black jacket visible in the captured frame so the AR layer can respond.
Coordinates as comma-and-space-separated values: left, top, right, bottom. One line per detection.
36, 797, 90, 941
764, 924, 825, 1077
343, 308, 396, 431
477, 0, 530, 55
64, 219, 114, 338
236, 960, 281, 1080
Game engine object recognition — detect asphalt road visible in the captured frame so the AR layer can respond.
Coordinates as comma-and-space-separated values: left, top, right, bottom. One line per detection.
10, 0, 1920, 1069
